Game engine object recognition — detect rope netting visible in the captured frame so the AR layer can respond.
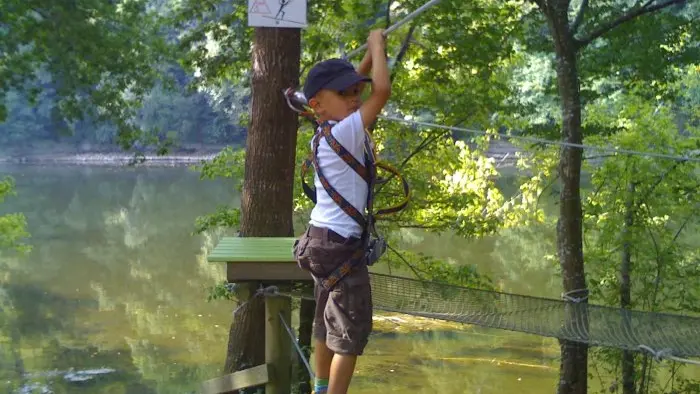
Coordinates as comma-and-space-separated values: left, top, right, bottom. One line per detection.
368, 273, 700, 361
228, 273, 700, 367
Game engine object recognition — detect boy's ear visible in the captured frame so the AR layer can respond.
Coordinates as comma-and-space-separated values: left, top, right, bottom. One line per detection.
308, 97, 320, 110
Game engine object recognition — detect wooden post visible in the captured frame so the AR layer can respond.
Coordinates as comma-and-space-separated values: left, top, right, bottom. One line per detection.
265, 286, 292, 394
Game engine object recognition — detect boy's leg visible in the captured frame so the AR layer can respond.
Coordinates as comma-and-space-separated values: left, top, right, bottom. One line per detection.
324, 269, 373, 394
313, 338, 333, 393
327, 354, 358, 394
303, 227, 372, 394
312, 282, 333, 393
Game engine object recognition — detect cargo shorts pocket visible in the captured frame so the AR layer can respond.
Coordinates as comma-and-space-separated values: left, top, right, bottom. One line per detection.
293, 235, 311, 271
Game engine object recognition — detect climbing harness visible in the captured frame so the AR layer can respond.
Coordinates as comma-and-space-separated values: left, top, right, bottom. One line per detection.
284, 88, 410, 291
299, 126, 410, 220
281, 0, 446, 289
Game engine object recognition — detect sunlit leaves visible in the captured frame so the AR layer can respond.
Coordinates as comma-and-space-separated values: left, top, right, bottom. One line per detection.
195, 146, 246, 184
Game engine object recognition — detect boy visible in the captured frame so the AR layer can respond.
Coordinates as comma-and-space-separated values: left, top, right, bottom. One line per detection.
293, 29, 391, 394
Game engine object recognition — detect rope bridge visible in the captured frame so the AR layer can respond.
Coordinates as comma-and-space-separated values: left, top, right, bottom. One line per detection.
229, 272, 700, 368
368, 273, 700, 361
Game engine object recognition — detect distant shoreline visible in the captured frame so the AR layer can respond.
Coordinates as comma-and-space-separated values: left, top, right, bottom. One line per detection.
0, 152, 219, 167
0, 140, 521, 168
0, 144, 227, 167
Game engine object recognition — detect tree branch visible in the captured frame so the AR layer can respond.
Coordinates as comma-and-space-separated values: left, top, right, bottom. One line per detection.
570, 0, 589, 35
387, 243, 425, 280
637, 162, 682, 204
409, 37, 428, 50
576, 0, 686, 48
374, 121, 454, 196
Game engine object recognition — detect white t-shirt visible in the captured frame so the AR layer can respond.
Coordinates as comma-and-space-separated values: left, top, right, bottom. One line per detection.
309, 110, 368, 239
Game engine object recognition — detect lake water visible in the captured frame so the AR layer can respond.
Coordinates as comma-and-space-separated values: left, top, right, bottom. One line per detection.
0, 163, 575, 393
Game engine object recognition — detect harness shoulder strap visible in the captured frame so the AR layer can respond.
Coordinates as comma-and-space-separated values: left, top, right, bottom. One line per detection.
310, 128, 368, 229
300, 122, 373, 204
320, 123, 370, 183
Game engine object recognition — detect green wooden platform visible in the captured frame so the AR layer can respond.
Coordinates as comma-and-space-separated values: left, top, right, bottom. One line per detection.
208, 237, 312, 282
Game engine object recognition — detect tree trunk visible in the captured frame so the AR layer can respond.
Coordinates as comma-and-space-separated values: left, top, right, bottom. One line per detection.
239, 27, 300, 237
621, 181, 636, 394
224, 285, 266, 375
546, 1, 589, 393
223, 26, 301, 388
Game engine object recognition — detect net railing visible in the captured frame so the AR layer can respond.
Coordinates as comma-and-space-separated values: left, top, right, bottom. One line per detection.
369, 273, 700, 360
227, 272, 700, 367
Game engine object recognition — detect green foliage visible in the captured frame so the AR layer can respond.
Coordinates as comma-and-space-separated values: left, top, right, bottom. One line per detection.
192, 146, 245, 234
576, 0, 700, 93
508, 0, 700, 136
0, 0, 175, 150
194, 206, 241, 235
0, 75, 246, 152
195, 146, 246, 184
385, 247, 495, 290
583, 90, 700, 306
369, 126, 511, 237
0, 177, 30, 254
579, 79, 700, 391
206, 281, 239, 301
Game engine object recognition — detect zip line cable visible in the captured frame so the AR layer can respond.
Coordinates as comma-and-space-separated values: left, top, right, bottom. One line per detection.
343, 0, 443, 59
379, 115, 700, 163
285, 90, 700, 164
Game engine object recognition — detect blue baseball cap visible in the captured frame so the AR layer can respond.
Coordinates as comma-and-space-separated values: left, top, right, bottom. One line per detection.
303, 58, 372, 100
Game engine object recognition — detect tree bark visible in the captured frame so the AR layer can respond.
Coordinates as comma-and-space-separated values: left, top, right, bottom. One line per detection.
620, 181, 636, 394
223, 26, 301, 390
224, 285, 266, 375
545, 1, 589, 393
239, 27, 300, 238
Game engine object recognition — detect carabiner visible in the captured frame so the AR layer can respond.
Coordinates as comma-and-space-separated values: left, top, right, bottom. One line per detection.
282, 88, 309, 113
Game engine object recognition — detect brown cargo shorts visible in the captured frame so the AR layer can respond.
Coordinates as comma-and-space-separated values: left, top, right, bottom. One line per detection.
293, 225, 373, 356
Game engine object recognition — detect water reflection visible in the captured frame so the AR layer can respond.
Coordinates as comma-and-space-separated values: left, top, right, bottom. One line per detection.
1, 164, 237, 393
1, 164, 562, 393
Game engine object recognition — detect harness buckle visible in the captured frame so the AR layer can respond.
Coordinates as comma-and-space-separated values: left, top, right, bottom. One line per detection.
365, 236, 387, 266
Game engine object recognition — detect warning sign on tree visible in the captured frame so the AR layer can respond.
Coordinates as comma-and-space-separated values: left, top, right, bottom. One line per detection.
248, 0, 307, 28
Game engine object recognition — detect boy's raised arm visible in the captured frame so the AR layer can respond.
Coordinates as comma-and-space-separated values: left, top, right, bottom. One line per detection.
357, 48, 372, 76
359, 30, 391, 129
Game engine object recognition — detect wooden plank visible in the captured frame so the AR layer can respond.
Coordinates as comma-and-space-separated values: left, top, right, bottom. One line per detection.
208, 237, 297, 263
200, 364, 271, 394
265, 288, 292, 394
227, 262, 312, 282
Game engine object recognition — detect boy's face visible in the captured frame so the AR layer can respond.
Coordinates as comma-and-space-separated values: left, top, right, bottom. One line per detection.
309, 82, 366, 122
